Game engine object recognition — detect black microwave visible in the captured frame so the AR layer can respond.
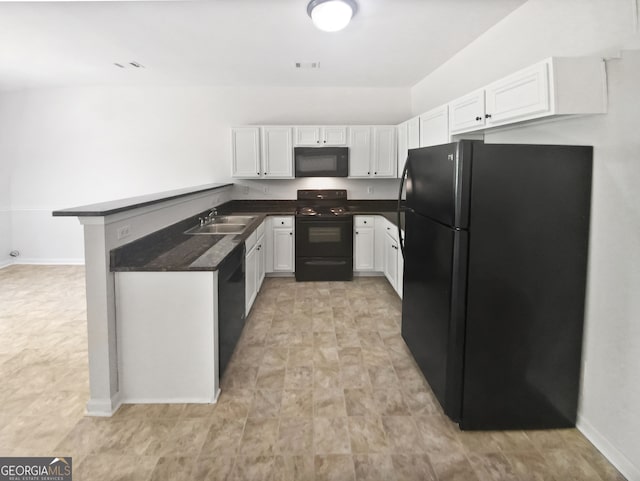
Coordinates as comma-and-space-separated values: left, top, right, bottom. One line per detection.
294, 147, 349, 177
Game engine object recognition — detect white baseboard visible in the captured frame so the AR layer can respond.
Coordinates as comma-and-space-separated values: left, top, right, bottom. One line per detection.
14, 258, 85, 266
0, 259, 13, 269
121, 396, 218, 404
85, 392, 122, 417
353, 271, 384, 277
577, 416, 640, 481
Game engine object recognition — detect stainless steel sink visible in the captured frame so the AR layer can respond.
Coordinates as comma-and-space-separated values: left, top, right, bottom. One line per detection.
209, 215, 256, 224
184, 215, 256, 235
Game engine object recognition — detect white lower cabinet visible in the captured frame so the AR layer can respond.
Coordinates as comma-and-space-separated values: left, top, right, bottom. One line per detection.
245, 243, 257, 313
380, 217, 404, 298
245, 221, 267, 315
355, 215, 404, 297
384, 229, 399, 290
267, 216, 294, 273
354, 216, 375, 271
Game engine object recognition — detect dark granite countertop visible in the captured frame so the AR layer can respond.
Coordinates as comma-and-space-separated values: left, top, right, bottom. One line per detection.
111, 199, 405, 272
53, 183, 232, 217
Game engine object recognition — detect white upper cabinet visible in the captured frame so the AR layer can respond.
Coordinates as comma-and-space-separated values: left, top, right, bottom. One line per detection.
348, 126, 396, 178
373, 126, 396, 177
484, 57, 606, 128
419, 105, 449, 147
396, 121, 408, 178
449, 89, 486, 134
407, 116, 420, 150
232, 126, 293, 179
261, 126, 293, 178
447, 57, 606, 135
231, 127, 261, 178
484, 61, 549, 126
294, 126, 347, 146
348, 126, 372, 178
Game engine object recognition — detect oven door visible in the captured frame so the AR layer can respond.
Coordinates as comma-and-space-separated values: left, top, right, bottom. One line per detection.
295, 217, 353, 258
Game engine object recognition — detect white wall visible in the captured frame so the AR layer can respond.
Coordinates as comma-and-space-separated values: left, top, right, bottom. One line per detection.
410, 1, 640, 478
411, 0, 640, 115
0, 85, 409, 263
0, 103, 14, 267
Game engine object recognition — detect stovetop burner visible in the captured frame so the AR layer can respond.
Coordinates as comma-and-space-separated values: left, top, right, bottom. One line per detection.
296, 205, 351, 217
296, 189, 351, 217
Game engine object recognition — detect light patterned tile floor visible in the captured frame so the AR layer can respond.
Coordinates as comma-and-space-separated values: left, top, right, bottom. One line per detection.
0, 265, 627, 480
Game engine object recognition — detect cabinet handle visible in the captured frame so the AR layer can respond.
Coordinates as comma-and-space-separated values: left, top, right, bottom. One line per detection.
363, 221, 367, 224
475, 116, 482, 121
257, 172, 260, 175
485, 114, 492, 119
317, 140, 320, 144
356, 231, 359, 234
323, 140, 327, 143
289, 232, 293, 235
281, 221, 285, 225
367, 171, 370, 175
264, 172, 267, 175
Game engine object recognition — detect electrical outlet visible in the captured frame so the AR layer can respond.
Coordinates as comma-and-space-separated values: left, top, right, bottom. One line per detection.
367, 186, 374, 194
117, 225, 131, 240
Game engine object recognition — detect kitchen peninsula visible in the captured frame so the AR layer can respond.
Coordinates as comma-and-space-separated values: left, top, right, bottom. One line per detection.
54, 184, 400, 416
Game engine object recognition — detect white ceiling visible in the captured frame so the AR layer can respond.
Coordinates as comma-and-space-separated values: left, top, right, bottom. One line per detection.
0, 0, 526, 91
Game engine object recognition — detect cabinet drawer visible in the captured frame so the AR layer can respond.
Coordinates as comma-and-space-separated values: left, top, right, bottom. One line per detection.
271, 216, 293, 228
384, 220, 398, 242
355, 216, 375, 228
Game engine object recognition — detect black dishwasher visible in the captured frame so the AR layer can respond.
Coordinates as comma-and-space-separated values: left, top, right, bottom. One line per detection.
217, 243, 246, 378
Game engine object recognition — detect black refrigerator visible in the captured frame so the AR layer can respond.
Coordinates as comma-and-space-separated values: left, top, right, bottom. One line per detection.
399, 140, 592, 430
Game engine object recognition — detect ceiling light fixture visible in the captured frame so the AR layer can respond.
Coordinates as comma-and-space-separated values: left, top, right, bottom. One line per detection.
307, 0, 358, 32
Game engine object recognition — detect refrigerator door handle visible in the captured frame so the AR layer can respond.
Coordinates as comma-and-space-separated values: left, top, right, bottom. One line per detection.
397, 156, 409, 259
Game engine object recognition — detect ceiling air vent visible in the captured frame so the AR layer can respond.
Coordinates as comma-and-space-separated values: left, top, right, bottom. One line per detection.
113, 61, 146, 69
295, 62, 321, 69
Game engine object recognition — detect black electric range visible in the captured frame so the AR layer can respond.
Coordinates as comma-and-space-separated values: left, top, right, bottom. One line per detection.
295, 189, 353, 281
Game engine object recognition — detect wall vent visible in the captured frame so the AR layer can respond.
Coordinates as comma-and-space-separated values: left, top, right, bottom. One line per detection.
295, 62, 320, 69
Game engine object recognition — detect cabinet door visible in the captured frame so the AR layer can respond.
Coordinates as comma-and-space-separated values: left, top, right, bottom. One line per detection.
231, 127, 261, 178
294, 126, 321, 146
373, 126, 396, 177
420, 105, 449, 147
449, 89, 486, 134
354, 217, 375, 271
245, 246, 257, 314
396, 121, 408, 179
407, 116, 420, 150
322, 126, 348, 145
485, 61, 550, 127
384, 231, 398, 289
348, 126, 372, 178
262, 126, 293, 178
256, 234, 266, 289
273, 227, 294, 272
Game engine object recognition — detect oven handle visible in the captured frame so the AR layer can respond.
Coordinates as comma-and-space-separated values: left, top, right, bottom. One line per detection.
304, 260, 350, 266
397, 156, 409, 259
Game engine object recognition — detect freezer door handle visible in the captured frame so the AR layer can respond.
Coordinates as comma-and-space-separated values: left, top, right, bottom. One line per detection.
397, 156, 409, 259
